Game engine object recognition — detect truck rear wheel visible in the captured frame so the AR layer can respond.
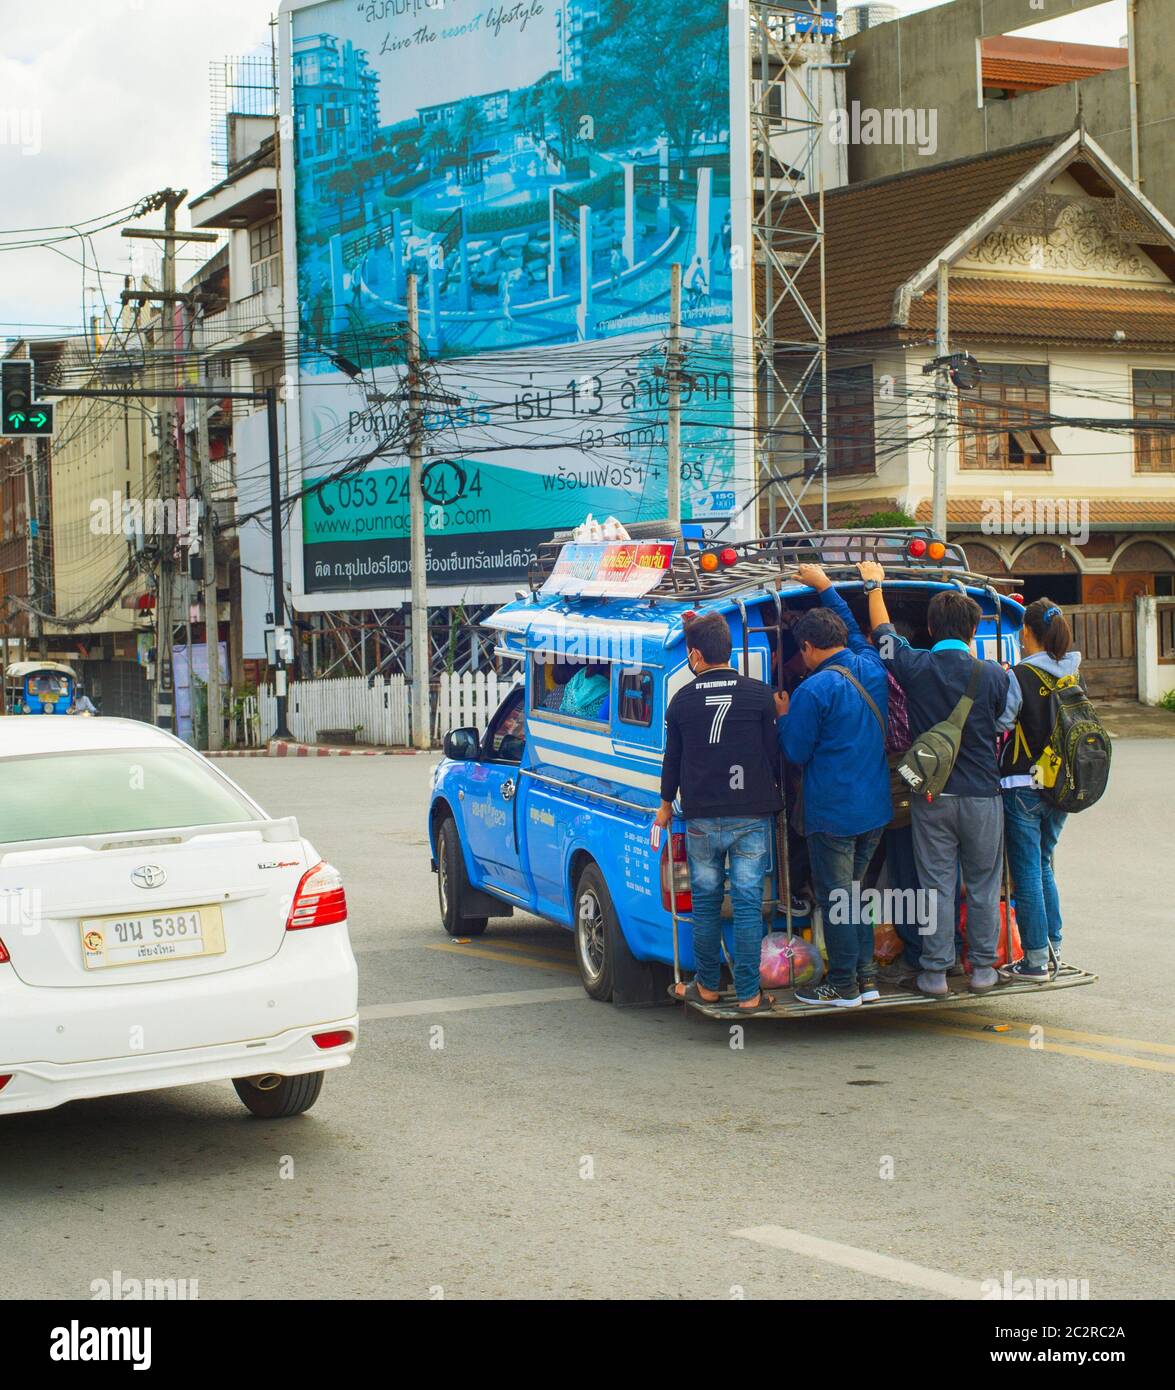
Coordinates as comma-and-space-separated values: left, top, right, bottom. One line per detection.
437, 816, 488, 937
574, 863, 617, 1002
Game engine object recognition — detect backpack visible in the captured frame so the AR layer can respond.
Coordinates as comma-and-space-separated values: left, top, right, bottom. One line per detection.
1026, 667, 1111, 813
894, 661, 983, 801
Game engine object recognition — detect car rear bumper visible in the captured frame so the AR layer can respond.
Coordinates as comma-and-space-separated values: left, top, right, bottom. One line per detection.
0, 1016, 358, 1114
0, 927, 359, 1115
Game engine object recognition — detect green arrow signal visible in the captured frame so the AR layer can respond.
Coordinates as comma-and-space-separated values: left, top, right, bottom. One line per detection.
30, 411, 47, 428
7, 412, 25, 428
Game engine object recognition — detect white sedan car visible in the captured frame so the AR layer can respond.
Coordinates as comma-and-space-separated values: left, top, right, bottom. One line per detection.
0, 717, 358, 1118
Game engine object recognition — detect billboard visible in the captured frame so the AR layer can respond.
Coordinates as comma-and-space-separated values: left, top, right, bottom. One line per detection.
279, 0, 752, 607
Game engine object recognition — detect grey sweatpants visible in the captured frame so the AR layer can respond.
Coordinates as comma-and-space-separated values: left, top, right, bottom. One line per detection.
910, 794, 1004, 973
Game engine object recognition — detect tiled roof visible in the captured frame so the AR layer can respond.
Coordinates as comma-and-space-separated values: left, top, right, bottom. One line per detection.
982, 57, 1116, 89
769, 139, 1060, 341
908, 278, 1175, 348
914, 499, 1175, 527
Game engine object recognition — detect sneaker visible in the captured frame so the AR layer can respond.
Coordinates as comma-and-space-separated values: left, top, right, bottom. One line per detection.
794, 981, 862, 1008
915, 970, 949, 998
969, 965, 999, 994
858, 975, 881, 1003
999, 959, 1050, 984
790, 891, 812, 917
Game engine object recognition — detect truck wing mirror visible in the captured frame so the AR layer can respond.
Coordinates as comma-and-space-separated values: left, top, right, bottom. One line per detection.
443, 726, 481, 761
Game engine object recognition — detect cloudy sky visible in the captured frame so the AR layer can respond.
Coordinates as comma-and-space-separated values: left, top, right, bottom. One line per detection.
0, 0, 272, 342
0, 0, 1129, 340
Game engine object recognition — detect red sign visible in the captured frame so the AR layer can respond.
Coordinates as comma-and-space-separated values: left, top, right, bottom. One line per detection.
542, 541, 675, 598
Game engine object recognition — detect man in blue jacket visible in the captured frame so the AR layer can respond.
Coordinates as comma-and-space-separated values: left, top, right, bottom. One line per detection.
776, 564, 892, 1007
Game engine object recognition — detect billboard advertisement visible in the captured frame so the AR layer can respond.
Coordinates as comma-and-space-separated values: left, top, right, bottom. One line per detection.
279, 0, 752, 607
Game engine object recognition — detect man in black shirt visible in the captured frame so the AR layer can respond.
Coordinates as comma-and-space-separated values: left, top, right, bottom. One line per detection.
656, 611, 782, 1013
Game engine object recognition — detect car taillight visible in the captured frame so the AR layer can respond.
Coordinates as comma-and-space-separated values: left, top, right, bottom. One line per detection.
1010, 592, 1024, 605
312, 1029, 353, 1050
0, 1076, 11, 1092
286, 862, 347, 930
0, 937, 9, 964
660, 832, 692, 913
907, 537, 928, 558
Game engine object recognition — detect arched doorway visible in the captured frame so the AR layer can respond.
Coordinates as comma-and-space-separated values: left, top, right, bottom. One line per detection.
1012, 541, 1082, 606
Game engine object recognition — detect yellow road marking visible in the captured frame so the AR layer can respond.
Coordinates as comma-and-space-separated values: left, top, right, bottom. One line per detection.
427, 941, 578, 975
474, 937, 575, 962
919, 1008, 1175, 1058
885, 1016, 1175, 1074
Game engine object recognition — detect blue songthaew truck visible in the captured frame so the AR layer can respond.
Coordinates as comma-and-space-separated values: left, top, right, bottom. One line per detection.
427, 526, 1096, 1019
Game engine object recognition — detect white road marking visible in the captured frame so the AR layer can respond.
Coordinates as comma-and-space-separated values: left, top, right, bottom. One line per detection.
360, 986, 584, 1020
732, 1227, 985, 1298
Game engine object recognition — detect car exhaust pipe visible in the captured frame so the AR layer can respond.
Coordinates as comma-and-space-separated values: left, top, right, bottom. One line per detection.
252, 1074, 283, 1092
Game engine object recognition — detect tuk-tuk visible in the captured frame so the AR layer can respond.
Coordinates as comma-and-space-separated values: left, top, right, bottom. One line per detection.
4, 661, 76, 716
427, 526, 1097, 1018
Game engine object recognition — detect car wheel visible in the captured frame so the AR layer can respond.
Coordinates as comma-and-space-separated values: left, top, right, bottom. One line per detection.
574, 862, 616, 1002
438, 816, 488, 938
233, 1071, 324, 1119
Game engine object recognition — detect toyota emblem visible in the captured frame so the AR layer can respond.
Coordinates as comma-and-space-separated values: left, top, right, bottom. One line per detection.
131, 864, 167, 890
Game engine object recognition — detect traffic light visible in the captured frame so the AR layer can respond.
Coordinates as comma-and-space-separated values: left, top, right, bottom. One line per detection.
1, 360, 54, 437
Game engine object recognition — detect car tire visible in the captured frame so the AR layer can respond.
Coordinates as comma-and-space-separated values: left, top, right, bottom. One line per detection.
437, 816, 488, 938
233, 1070, 324, 1119
574, 862, 617, 1002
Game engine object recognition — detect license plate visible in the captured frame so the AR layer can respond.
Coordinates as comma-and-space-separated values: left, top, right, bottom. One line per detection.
79, 906, 225, 970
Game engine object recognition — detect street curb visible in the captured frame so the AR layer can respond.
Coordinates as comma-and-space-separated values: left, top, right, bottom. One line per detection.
206, 741, 422, 759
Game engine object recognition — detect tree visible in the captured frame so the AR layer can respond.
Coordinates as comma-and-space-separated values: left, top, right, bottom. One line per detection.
451, 99, 483, 174
420, 122, 452, 174
581, 3, 727, 173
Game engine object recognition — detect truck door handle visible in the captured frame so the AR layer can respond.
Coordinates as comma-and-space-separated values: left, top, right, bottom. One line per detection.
500, 778, 516, 801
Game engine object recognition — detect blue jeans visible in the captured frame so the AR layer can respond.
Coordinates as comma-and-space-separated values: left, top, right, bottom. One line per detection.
686, 816, 772, 1002
1003, 788, 1067, 967
808, 827, 886, 991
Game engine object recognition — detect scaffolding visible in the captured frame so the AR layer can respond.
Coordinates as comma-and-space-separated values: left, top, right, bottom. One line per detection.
750, 1, 832, 535
209, 53, 278, 176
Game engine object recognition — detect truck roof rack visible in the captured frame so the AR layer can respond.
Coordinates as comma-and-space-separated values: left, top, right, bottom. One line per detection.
527, 528, 1020, 603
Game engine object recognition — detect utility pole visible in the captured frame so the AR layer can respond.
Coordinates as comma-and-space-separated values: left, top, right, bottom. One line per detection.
931, 260, 951, 541
267, 386, 293, 740
192, 346, 223, 751
151, 190, 185, 731
406, 274, 430, 750
666, 262, 682, 529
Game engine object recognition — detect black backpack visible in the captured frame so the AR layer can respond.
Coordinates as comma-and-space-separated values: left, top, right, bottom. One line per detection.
1027, 668, 1111, 813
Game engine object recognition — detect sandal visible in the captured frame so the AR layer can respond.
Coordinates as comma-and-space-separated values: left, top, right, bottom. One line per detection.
668, 980, 723, 1005
735, 991, 777, 1015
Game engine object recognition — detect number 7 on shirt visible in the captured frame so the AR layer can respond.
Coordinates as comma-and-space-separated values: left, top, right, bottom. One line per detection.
705, 694, 733, 744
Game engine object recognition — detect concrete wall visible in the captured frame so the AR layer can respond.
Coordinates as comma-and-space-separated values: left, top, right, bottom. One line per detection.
1136, 595, 1175, 704
843, 0, 1174, 221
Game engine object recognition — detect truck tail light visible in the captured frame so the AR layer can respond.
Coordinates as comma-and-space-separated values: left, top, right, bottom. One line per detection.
0, 936, 9, 964
907, 537, 927, 559
927, 540, 947, 561
286, 862, 347, 930
660, 832, 692, 913
312, 1029, 354, 1050
0, 1076, 11, 1092
719, 547, 738, 567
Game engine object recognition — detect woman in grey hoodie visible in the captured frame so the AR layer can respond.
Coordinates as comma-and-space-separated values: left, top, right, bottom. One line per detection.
999, 598, 1083, 981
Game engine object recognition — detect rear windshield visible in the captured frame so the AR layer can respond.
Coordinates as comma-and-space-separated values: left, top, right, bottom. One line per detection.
0, 747, 259, 845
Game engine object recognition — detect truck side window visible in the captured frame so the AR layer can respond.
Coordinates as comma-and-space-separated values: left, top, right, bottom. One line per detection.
617, 669, 654, 727
484, 687, 525, 762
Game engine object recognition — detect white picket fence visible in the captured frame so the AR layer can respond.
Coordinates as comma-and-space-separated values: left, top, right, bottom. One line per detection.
435, 670, 521, 738
259, 674, 411, 747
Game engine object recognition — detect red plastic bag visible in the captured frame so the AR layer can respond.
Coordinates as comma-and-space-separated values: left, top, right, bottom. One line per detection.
959, 899, 1023, 971
873, 922, 903, 965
